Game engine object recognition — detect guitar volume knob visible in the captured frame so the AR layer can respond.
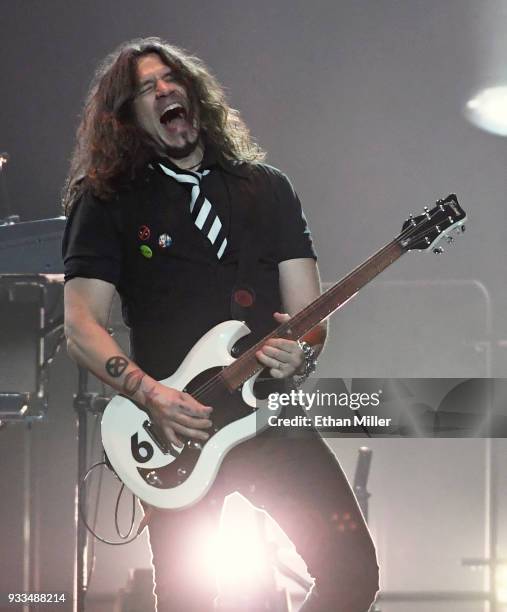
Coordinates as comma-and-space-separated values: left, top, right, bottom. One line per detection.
146, 471, 162, 486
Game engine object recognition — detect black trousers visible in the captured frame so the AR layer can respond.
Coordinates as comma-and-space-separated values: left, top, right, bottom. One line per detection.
147, 429, 379, 612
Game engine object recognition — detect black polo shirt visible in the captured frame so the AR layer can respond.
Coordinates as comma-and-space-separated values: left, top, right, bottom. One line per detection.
63, 153, 316, 379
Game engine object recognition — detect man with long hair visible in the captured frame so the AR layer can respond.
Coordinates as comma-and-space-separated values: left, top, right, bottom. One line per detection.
63, 37, 378, 611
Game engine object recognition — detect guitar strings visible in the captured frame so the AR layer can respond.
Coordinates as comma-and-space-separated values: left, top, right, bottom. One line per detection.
188, 207, 456, 403
190, 208, 452, 402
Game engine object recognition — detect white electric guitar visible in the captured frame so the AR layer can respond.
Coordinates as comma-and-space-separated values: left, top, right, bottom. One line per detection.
101, 195, 466, 509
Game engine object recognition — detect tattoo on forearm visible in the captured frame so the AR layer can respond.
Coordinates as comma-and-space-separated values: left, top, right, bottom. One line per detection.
105, 356, 129, 378
123, 369, 145, 396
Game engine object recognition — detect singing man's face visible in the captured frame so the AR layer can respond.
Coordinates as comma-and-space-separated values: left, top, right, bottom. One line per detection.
133, 53, 200, 158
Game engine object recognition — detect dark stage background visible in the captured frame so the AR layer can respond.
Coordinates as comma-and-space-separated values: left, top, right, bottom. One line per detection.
1, 1, 507, 611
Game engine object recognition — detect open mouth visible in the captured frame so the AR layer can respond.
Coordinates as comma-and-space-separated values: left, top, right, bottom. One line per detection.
160, 103, 188, 126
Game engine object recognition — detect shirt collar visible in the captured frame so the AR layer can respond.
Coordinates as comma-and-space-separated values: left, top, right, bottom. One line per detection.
151, 142, 250, 179
199, 142, 250, 179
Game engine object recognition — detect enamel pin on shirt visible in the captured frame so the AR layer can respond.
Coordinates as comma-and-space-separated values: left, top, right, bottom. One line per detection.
140, 245, 153, 259
158, 233, 173, 249
138, 225, 151, 240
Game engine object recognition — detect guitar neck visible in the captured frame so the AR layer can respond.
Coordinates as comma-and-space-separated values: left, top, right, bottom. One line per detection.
221, 237, 406, 391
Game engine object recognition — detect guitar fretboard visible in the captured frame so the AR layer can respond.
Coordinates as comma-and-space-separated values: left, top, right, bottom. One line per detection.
221, 239, 405, 391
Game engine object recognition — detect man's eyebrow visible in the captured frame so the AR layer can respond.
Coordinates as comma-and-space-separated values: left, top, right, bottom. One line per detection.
139, 68, 173, 84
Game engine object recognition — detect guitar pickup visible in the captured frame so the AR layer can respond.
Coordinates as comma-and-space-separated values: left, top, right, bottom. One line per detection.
142, 419, 173, 455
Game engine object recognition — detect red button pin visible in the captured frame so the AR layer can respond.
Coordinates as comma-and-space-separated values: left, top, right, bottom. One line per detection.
138, 225, 151, 241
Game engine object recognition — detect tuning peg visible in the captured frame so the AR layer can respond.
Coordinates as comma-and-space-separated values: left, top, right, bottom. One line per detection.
461, 225, 466, 232
433, 246, 444, 254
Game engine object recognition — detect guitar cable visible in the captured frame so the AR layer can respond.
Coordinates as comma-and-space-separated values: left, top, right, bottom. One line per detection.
78, 410, 141, 548
77, 322, 143, 552
78, 458, 140, 546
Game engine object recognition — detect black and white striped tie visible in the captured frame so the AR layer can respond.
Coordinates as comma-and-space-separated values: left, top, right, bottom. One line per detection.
158, 162, 227, 259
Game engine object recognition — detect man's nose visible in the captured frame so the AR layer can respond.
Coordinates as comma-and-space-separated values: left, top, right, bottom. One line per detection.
155, 78, 174, 97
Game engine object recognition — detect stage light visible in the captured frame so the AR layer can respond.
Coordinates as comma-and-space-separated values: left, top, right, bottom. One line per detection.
465, 86, 507, 136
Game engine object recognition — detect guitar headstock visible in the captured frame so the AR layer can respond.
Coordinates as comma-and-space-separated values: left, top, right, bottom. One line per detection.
399, 194, 466, 253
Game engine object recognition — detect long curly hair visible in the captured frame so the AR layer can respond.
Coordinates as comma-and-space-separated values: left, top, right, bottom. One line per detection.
63, 37, 265, 213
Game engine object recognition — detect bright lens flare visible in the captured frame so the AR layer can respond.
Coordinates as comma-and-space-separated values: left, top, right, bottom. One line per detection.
465, 86, 507, 136
204, 525, 267, 590
201, 498, 269, 594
